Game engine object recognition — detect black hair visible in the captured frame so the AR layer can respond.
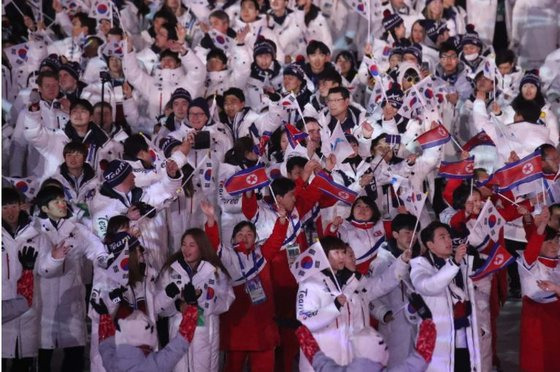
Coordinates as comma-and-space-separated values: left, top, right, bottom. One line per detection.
106, 215, 131, 239
63, 141, 88, 158
232, 220, 257, 240
160, 49, 181, 64
317, 69, 342, 85
544, 225, 559, 241
73, 12, 96, 35
511, 96, 543, 123
271, 177, 295, 197
286, 156, 308, 174
334, 51, 357, 80
37, 71, 59, 86
349, 196, 381, 223
209, 9, 230, 22
439, 41, 457, 56
93, 101, 112, 112
207, 48, 228, 65
392, 213, 418, 232
306, 40, 330, 56
2, 188, 21, 205
371, 133, 388, 149
540, 143, 557, 159
241, 0, 260, 11
223, 87, 245, 102
35, 186, 66, 215
70, 99, 94, 114
124, 134, 149, 158
473, 168, 488, 182
153, 8, 177, 23
327, 86, 350, 99
160, 22, 178, 41
452, 183, 480, 210
320, 236, 346, 255
268, 126, 286, 161
39, 178, 64, 191
495, 49, 515, 66
224, 136, 255, 166
420, 221, 452, 247
345, 134, 358, 146
108, 27, 124, 37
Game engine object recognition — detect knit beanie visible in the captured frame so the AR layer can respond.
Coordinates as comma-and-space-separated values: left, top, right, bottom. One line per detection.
103, 160, 133, 187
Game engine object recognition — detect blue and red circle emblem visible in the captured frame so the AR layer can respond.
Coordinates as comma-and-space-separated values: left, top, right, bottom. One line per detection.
206, 287, 215, 300
120, 257, 129, 271
301, 256, 313, 269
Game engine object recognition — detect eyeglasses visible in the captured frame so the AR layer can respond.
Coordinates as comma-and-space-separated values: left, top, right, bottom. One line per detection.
440, 54, 458, 60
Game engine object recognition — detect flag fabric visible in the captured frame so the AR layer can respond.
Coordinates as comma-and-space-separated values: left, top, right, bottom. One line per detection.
279, 93, 299, 110
208, 29, 233, 52
462, 131, 495, 151
492, 151, 543, 193
313, 172, 358, 205
344, 0, 370, 19
470, 241, 515, 281
285, 123, 308, 149
386, 134, 401, 146
89, 0, 112, 19
398, 76, 445, 118
4, 43, 29, 68
256, 131, 272, 156
321, 123, 355, 162
402, 189, 427, 217
471, 199, 506, 244
224, 165, 271, 196
290, 241, 331, 283
439, 157, 475, 179
415, 125, 451, 150
390, 174, 407, 193
2, 176, 39, 199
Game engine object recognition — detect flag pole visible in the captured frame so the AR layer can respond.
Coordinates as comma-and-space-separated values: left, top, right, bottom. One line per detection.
366, 0, 372, 44
318, 243, 343, 293
496, 192, 520, 207
541, 177, 547, 206
408, 214, 421, 251
470, 178, 474, 196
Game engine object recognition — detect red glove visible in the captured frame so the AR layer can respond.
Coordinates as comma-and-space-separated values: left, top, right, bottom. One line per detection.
295, 325, 320, 363
16, 270, 34, 307
99, 314, 116, 342
178, 305, 198, 343
416, 319, 437, 362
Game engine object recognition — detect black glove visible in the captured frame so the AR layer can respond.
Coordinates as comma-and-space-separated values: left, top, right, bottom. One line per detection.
108, 286, 127, 304
408, 292, 432, 320
90, 298, 109, 315
165, 282, 180, 298
182, 282, 198, 305
18, 246, 38, 270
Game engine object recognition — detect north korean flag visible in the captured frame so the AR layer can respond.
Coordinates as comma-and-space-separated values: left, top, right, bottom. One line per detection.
285, 123, 308, 149
439, 157, 475, 179
224, 165, 271, 196
470, 241, 515, 281
462, 131, 495, 151
313, 171, 358, 205
492, 150, 543, 193
415, 125, 451, 150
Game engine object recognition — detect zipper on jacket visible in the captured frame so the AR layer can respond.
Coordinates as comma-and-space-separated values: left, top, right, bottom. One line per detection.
6, 253, 10, 279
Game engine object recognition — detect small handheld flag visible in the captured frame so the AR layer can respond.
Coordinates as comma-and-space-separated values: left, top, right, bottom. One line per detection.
492, 150, 543, 193
415, 125, 451, 150
313, 172, 358, 205
290, 241, 331, 283
439, 157, 475, 179
470, 241, 514, 281
224, 165, 271, 196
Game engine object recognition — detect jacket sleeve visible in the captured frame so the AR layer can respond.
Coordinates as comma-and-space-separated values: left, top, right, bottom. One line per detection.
218, 165, 243, 214
149, 335, 190, 369
472, 99, 509, 153
179, 50, 206, 98
77, 224, 109, 266
98, 337, 117, 371
22, 110, 58, 154
296, 280, 341, 332
410, 257, 460, 296
241, 192, 258, 220
142, 173, 183, 208
522, 231, 544, 266
204, 222, 221, 251
122, 50, 156, 100
260, 218, 289, 261
54, 11, 73, 36
366, 257, 409, 301
229, 44, 252, 89
443, 179, 463, 206
154, 269, 179, 317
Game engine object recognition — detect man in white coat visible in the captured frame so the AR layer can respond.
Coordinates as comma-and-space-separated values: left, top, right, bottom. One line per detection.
411, 221, 482, 372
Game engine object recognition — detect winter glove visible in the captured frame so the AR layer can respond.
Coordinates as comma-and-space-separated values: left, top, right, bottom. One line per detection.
182, 282, 198, 305
408, 292, 432, 320
415, 319, 437, 362
165, 282, 180, 298
178, 305, 198, 343
18, 246, 38, 270
16, 270, 34, 307
295, 324, 320, 364
108, 286, 127, 304
90, 297, 109, 315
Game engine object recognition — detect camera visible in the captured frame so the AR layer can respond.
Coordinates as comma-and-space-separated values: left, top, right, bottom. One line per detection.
100, 71, 111, 82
